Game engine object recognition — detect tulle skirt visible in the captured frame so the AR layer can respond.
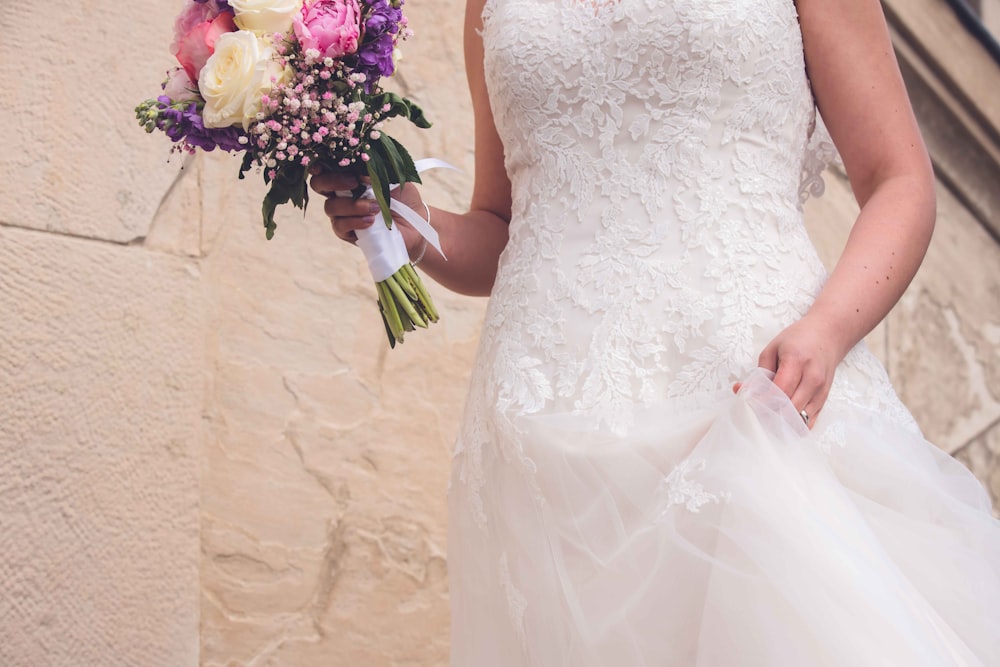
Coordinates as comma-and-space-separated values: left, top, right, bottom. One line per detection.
448, 370, 1000, 666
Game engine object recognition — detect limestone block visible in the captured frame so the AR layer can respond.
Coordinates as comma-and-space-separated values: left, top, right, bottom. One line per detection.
198, 1, 478, 662
146, 154, 204, 258
0, 226, 202, 667
885, 0, 1000, 127
984, 1, 1000, 38
955, 423, 1000, 514
889, 183, 1000, 452
199, 177, 473, 666
0, 2, 188, 243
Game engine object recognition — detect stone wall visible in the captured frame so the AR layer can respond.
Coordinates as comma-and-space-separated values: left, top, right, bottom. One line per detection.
0, 3, 203, 665
0, 1, 997, 666
973, 0, 1000, 36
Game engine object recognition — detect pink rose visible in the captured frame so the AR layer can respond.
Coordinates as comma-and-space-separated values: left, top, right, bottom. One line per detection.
170, 1, 224, 54
293, 0, 361, 60
175, 11, 237, 82
162, 67, 199, 103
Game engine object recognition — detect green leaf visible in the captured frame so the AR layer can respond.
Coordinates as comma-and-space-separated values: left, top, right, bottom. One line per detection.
370, 92, 432, 129
262, 191, 280, 240
260, 164, 308, 239
367, 137, 391, 171
384, 135, 421, 184
329, 80, 353, 96
238, 152, 254, 180
373, 135, 404, 186
404, 100, 431, 129
366, 155, 393, 228
287, 167, 308, 210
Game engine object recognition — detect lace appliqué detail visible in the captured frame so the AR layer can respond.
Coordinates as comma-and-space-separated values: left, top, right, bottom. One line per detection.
658, 458, 732, 514
498, 553, 528, 648
799, 110, 841, 203
815, 419, 848, 453
473, 0, 825, 434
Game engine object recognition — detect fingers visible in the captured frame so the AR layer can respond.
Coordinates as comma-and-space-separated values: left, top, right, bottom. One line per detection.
324, 195, 380, 243
310, 169, 380, 245
757, 318, 844, 429
310, 171, 370, 196
789, 363, 830, 429
757, 343, 778, 374
772, 357, 830, 429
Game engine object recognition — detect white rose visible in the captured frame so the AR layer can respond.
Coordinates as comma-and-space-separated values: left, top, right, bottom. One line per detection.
199, 31, 273, 129
228, 0, 304, 35
242, 57, 293, 127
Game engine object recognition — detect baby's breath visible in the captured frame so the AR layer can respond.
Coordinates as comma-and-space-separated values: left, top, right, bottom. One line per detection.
243, 38, 394, 172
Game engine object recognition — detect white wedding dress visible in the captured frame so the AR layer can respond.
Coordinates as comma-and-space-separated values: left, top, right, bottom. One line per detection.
446, 0, 1000, 664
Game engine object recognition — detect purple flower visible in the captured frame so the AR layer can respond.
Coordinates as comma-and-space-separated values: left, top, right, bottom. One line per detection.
155, 95, 245, 152
364, 1, 398, 38
352, 0, 403, 90
358, 33, 395, 77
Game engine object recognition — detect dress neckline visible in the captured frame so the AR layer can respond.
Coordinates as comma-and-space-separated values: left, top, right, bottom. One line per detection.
561, 0, 627, 20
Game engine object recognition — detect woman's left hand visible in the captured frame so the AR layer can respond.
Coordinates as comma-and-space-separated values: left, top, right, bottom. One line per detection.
736, 314, 848, 428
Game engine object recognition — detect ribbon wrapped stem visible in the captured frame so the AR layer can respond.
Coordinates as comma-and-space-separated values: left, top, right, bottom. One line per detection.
337, 194, 440, 347
336, 159, 454, 347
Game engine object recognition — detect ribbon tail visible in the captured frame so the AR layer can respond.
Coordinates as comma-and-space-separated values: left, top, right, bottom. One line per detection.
414, 158, 460, 175
390, 199, 446, 260
334, 158, 458, 264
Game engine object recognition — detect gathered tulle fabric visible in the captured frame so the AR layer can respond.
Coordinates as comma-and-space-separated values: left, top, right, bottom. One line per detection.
449, 370, 1000, 666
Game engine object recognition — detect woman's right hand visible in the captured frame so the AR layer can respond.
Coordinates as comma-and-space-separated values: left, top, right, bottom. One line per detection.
309, 170, 427, 258
309, 170, 378, 244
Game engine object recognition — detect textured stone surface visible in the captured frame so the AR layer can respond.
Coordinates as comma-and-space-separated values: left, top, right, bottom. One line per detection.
889, 183, 1000, 453
0, 3, 182, 243
198, 178, 475, 665
984, 1, 1000, 37
197, 1, 478, 663
0, 226, 202, 667
146, 154, 204, 258
956, 423, 1000, 513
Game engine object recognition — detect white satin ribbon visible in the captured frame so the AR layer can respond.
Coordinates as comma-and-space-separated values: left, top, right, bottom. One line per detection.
338, 159, 457, 282
355, 219, 411, 282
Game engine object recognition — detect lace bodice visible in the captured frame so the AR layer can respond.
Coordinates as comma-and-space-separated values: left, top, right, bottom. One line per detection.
453, 0, 916, 524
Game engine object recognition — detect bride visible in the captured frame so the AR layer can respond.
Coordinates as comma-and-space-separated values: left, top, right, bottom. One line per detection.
312, 0, 1000, 663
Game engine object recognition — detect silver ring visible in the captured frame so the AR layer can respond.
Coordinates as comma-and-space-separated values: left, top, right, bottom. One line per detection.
799, 409, 810, 425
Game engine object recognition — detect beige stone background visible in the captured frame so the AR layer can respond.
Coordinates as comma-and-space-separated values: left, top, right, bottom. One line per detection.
1, 0, 998, 665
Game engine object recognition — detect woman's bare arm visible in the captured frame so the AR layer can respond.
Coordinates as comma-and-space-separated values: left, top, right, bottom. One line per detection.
758, 0, 936, 421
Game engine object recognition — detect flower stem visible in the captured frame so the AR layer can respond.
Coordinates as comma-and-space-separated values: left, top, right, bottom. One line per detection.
386, 273, 427, 328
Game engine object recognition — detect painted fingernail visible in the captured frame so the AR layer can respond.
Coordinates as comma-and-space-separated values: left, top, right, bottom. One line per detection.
361, 215, 376, 225
368, 201, 380, 213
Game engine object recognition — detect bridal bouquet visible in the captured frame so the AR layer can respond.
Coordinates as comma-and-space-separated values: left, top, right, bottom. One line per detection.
136, 0, 441, 347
